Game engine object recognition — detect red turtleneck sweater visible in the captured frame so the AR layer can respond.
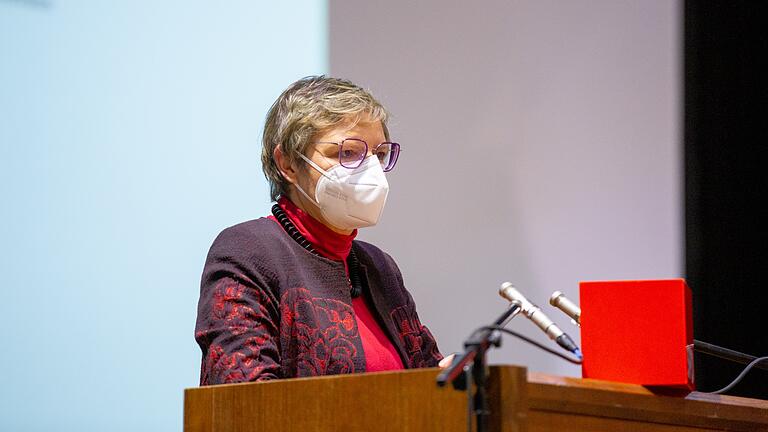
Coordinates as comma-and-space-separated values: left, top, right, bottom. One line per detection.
268, 197, 405, 372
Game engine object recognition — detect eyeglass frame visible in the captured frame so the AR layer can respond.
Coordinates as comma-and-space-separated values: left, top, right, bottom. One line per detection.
311, 138, 401, 172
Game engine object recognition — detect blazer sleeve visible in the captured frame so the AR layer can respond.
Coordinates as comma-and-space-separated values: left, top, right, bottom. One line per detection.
194, 225, 282, 384
383, 249, 444, 369
401, 289, 445, 368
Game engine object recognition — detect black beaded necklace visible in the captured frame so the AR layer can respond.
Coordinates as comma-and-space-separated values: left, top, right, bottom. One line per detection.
272, 203, 363, 298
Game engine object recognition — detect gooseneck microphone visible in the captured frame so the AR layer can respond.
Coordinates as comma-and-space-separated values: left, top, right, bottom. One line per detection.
549, 291, 581, 326
499, 282, 582, 359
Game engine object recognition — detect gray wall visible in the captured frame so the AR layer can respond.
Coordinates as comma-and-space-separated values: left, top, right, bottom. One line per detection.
331, 0, 682, 377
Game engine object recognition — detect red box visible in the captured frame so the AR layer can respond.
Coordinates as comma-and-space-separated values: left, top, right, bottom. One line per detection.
580, 279, 694, 391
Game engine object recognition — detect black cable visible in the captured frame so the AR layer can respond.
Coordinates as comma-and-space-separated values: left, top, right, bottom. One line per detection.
706, 356, 768, 395
478, 325, 766, 393
694, 339, 768, 372
693, 339, 768, 395
476, 325, 583, 365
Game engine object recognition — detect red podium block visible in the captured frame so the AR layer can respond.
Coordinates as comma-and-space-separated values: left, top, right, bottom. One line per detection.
580, 279, 694, 391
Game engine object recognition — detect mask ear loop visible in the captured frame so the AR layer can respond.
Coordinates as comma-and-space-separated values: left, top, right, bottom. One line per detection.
293, 181, 320, 208
296, 151, 334, 179
292, 151, 333, 208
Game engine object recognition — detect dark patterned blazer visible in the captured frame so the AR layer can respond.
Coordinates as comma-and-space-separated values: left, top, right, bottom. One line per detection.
194, 218, 443, 384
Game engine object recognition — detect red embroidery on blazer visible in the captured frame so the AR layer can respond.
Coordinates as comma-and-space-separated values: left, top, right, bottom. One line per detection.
390, 305, 443, 368
280, 288, 360, 377
197, 277, 279, 385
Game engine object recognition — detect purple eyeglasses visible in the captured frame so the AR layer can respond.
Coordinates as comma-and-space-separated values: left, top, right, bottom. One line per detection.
314, 138, 401, 172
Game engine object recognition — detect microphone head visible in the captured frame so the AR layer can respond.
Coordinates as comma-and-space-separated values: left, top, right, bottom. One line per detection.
499, 281, 520, 301
549, 290, 581, 324
499, 282, 533, 311
549, 291, 564, 305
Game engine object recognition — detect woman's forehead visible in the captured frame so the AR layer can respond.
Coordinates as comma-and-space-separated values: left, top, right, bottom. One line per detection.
321, 117, 384, 140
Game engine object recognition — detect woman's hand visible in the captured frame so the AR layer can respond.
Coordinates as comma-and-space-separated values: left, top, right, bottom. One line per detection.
438, 353, 456, 369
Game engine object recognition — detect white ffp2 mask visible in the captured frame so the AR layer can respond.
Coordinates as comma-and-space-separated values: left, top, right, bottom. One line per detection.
293, 152, 389, 230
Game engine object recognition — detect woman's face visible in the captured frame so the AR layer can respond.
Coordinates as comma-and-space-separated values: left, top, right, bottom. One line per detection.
290, 115, 387, 234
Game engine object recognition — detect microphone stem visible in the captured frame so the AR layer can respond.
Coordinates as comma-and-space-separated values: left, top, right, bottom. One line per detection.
494, 302, 522, 330
436, 302, 522, 387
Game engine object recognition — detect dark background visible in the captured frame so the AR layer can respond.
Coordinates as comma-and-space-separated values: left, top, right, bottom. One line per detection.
686, 0, 768, 398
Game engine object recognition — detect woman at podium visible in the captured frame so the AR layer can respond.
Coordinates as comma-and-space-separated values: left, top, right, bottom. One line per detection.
194, 76, 445, 384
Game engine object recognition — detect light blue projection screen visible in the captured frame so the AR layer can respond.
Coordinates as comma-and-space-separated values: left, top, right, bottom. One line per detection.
0, 1, 327, 430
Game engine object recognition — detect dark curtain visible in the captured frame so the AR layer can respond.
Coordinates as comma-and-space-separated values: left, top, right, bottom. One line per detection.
685, 0, 768, 398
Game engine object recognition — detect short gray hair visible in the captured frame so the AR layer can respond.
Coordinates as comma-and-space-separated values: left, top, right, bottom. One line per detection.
261, 76, 390, 201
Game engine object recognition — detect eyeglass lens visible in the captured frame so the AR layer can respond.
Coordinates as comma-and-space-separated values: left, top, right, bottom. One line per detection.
339, 139, 400, 172
338, 139, 367, 167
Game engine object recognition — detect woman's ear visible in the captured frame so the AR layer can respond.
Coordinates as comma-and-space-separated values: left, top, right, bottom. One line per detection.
274, 145, 298, 185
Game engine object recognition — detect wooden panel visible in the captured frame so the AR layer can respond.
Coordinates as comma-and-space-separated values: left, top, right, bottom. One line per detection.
185, 368, 469, 432
525, 370, 768, 431
184, 385, 213, 432
184, 365, 768, 432
488, 365, 527, 432
526, 411, 714, 432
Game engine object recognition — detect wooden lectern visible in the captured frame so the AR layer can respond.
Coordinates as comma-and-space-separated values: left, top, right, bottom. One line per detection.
184, 365, 768, 432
